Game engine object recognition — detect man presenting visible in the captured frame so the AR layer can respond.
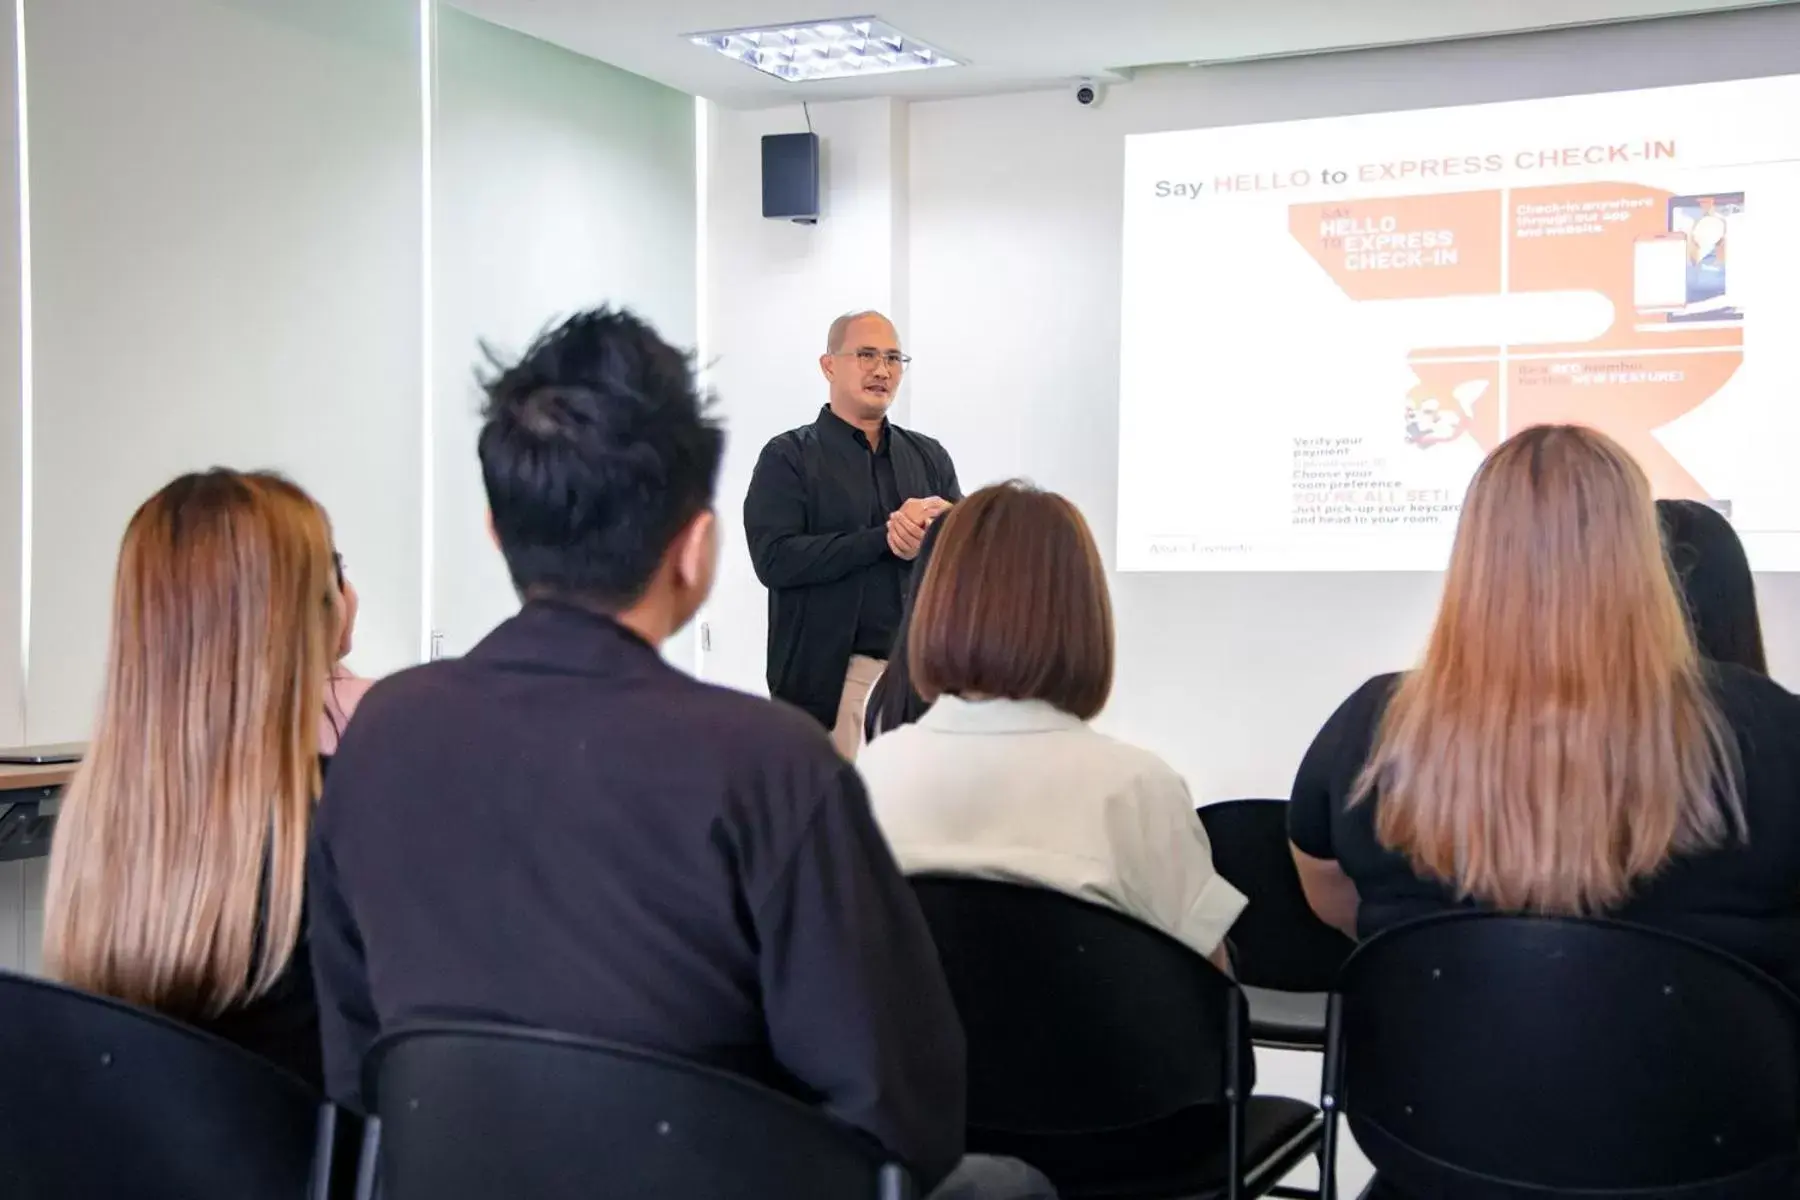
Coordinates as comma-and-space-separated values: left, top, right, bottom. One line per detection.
746, 311, 959, 758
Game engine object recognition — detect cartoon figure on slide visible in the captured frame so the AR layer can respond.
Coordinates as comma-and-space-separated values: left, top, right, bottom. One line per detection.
1404, 380, 1489, 449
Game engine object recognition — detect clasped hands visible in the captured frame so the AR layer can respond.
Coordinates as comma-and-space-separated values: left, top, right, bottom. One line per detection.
887, 496, 952, 560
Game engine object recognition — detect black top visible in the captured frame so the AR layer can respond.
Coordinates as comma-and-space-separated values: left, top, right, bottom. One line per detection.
194, 924, 320, 1089
188, 755, 330, 1090
1290, 665, 1800, 996
1659, 498, 1767, 674
306, 601, 967, 1186
862, 518, 947, 745
847, 414, 905, 658
744, 406, 959, 729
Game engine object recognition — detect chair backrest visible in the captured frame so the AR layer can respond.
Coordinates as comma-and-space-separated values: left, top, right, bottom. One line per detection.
909, 874, 1245, 1136
0, 969, 331, 1200
1196, 798, 1354, 992
361, 1022, 911, 1200
1330, 913, 1800, 1199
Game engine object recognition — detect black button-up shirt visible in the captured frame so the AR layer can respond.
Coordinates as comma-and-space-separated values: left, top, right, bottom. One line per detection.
833, 412, 906, 657
307, 601, 968, 1185
745, 408, 961, 729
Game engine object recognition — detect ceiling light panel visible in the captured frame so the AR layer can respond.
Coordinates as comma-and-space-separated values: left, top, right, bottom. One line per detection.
686, 17, 959, 82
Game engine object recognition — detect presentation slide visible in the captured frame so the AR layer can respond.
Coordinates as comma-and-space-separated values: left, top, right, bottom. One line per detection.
1118, 74, 1800, 571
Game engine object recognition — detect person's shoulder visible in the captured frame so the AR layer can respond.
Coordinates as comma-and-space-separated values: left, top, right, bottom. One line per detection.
1336, 672, 1403, 722
1707, 660, 1795, 704
892, 424, 951, 458
1075, 728, 1192, 800
664, 671, 845, 776
1706, 661, 1800, 737
758, 422, 818, 458
336, 658, 460, 731
1302, 672, 1401, 734
855, 719, 934, 779
672, 672, 825, 738
327, 670, 375, 713
1355, 671, 1405, 701
1296, 672, 1402, 770
669, 681, 866, 854
322, 659, 486, 777
1039, 732, 1207, 852
315, 660, 471, 828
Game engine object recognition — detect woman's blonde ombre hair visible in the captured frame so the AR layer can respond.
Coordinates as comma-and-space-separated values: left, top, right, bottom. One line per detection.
1353, 425, 1744, 914
44, 470, 338, 1018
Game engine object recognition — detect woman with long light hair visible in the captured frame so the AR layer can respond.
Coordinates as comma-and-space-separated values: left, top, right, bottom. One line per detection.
44, 469, 346, 1084
1288, 425, 1800, 993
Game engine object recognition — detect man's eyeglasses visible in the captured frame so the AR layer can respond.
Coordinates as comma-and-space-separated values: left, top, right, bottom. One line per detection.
836, 348, 912, 370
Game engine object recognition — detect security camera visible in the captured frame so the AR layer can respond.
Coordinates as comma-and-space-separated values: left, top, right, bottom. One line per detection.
1073, 79, 1104, 108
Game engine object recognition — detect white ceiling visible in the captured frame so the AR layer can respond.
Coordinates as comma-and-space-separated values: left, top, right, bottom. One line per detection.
448, 0, 1791, 108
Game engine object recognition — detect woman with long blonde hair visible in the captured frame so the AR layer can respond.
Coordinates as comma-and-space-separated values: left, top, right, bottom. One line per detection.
1288, 425, 1800, 993
44, 469, 345, 1084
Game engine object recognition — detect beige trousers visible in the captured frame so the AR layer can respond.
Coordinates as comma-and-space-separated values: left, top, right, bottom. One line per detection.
832, 655, 886, 761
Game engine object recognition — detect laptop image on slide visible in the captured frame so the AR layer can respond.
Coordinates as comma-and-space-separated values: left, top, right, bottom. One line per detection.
0, 742, 83, 765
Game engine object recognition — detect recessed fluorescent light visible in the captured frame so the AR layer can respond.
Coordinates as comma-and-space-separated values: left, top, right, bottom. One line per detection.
686, 16, 959, 82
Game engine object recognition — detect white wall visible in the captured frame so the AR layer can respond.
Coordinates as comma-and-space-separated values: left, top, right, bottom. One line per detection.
0, 0, 21, 749
0, 0, 27, 974
4, 0, 705, 740
0, 3, 703, 971
702, 97, 911, 693
24, 0, 426, 742
432, 6, 697, 660
706, 6, 1800, 802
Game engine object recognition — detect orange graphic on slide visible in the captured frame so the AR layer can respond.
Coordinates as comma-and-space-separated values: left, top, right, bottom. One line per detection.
1509, 183, 1741, 357
1406, 362, 1501, 449
1508, 353, 1740, 498
1291, 182, 1742, 499
1289, 192, 1501, 301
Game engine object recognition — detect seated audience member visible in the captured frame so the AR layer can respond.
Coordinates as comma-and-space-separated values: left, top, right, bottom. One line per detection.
308, 309, 1053, 1200
1658, 498, 1768, 674
320, 549, 373, 754
1290, 425, 1800, 995
44, 470, 347, 1086
863, 515, 947, 744
858, 482, 1247, 968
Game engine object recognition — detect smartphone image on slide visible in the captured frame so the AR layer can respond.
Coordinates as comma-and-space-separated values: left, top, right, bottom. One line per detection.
1633, 234, 1688, 313
1666, 192, 1743, 323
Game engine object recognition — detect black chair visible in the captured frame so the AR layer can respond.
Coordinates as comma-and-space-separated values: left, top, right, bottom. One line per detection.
0, 969, 342, 1200
911, 875, 1323, 1200
357, 1022, 913, 1200
1319, 913, 1800, 1200
1196, 799, 1354, 1051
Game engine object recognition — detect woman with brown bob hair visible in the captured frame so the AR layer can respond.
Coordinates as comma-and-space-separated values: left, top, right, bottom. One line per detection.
1289, 425, 1800, 994
858, 481, 1245, 967
44, 469, 350, 1085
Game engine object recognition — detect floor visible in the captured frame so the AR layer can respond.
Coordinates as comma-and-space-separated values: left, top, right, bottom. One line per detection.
1260, 1045, 1375, 1196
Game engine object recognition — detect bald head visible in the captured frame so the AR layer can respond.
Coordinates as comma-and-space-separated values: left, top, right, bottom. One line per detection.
821, 311, 904, 426
826, 310, 895, 354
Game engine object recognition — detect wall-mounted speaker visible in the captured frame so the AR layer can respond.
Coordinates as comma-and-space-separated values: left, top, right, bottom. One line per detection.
761, 132, 820, 224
